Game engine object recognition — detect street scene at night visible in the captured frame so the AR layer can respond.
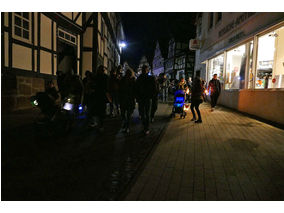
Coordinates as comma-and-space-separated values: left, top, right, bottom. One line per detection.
1, 1, 284, 211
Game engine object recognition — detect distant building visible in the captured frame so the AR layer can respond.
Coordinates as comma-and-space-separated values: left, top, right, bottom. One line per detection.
152, 41, 164, 76
137, 55, 151, 75
122, 61, 133, 73
193, 12, 284, 124
164, 38, 195, 80
1, 12, 125, 112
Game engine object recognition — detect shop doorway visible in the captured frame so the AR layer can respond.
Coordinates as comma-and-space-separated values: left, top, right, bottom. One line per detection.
57, 39, 77, 75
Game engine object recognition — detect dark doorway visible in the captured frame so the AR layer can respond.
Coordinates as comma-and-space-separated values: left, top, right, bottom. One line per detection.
57, 40, 77, 74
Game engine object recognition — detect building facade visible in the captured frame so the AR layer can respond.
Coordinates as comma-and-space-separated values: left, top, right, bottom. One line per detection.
194, 12, 284, 124
137, 55, 151, 75
1, 12, 125, 112
164, 38, 195, 80
152, 41, 164, 76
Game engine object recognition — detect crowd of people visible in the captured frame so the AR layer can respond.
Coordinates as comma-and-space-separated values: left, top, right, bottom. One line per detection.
52, 64, 221, 135
65, 64, 158, 135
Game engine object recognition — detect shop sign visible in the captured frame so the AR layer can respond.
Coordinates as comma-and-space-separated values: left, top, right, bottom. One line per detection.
189, 39, 200, 50
228, 32, 245, 44
219, 12, 256, 38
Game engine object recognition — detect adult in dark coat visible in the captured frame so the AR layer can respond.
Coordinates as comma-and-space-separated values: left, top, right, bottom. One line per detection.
208, 73, 221, 111
150, 76, 159, 123
118, 68, 136, 133
135, 65, 157, 135
109, 68, 120, 117
190, 77, 205, 123
90, 65, 111, 131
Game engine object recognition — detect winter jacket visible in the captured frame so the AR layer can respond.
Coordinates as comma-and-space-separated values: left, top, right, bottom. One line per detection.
208, 79, 221, 94
119, 76, 136, 110
191, 82, 205, 102
135, 73, 157, 100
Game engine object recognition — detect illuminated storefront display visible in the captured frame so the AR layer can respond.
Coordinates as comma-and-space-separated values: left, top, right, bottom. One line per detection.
225, 44, 246, 89
207, 54, 224, 84
256, 26, 284, 89
206, 25, 284, 90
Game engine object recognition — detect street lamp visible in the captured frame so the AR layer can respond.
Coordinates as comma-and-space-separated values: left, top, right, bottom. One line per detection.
119, 41, 126, 48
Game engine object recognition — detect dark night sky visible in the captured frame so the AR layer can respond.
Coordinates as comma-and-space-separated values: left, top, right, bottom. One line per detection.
120, 12, 196, 69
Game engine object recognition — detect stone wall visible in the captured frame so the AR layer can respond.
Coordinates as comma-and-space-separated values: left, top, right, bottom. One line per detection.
2, 72, 57, 113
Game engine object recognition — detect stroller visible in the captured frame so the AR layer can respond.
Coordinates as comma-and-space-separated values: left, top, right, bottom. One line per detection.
171, 89, 190, 119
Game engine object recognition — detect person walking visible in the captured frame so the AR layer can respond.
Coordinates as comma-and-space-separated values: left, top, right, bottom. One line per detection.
208, 74, 221, 111
135, 65, 157, 135
159, 74, 170, 102
118, 68, 136, 133
177, 77, 187, 91
109, 68, 120, 117
190, 77, 205, 123
82, 70, 93, 106
186, 77, 192, 102
150, 75, 159, 123
92, 65, 111, 132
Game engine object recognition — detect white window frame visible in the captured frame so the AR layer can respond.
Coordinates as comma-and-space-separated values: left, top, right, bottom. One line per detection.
13, 12, 31, 43
58, 28, 77, 46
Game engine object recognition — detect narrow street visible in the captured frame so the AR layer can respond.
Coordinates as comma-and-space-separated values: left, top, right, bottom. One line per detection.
125, 103, 284, 201
2, 103, 172, 200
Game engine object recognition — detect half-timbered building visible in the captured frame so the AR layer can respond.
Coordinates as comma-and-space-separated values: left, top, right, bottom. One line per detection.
1, 12, 125, 112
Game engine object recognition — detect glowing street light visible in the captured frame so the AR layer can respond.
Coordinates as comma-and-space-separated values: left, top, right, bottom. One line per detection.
119, 41, 126, 48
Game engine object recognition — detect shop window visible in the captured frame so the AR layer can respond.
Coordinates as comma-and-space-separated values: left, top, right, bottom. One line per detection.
207, 54, 224, 84
247, 41, 254, 89
14, 12, 30, 40
256, 26, 284, 89
225, 44, 247, 89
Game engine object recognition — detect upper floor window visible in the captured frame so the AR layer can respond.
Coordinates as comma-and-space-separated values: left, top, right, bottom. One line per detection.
208, 12, 214, 30
14, 12, 30, 40
58, 28, 77, 45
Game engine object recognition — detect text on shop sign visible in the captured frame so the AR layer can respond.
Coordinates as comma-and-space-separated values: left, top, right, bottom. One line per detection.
219, 12, 256, 38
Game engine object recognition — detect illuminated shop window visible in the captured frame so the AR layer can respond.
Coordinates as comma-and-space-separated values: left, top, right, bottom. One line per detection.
225, 44, 246, 90
247, 41, 254, 89
207, 54, 224, 84
256, 26, 284, 89
14, 12, 30, 40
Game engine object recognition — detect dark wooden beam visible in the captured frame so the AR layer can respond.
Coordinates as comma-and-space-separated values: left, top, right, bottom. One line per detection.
51, 20, 54, 75
32, 12, 35, 72
92, 13, 98, 73
42, 12, 83, 34
74, 12, 81, 23
1, 12, 5, 73
37, 12, 41, 73
8, 13, 12, 71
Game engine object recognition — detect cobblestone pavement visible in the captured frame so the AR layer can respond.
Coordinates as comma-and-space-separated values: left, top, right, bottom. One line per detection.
124, 103, 284, 201
2, 103, 172, 201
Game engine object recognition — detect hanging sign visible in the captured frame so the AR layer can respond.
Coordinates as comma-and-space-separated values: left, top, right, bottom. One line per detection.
189, 39, 200, 50
272, 78, 276, 83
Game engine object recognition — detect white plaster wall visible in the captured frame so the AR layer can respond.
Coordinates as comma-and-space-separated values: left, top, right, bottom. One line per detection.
40, 50, 52, 74
40, 14, 52, 50
12, 44, 32, 71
